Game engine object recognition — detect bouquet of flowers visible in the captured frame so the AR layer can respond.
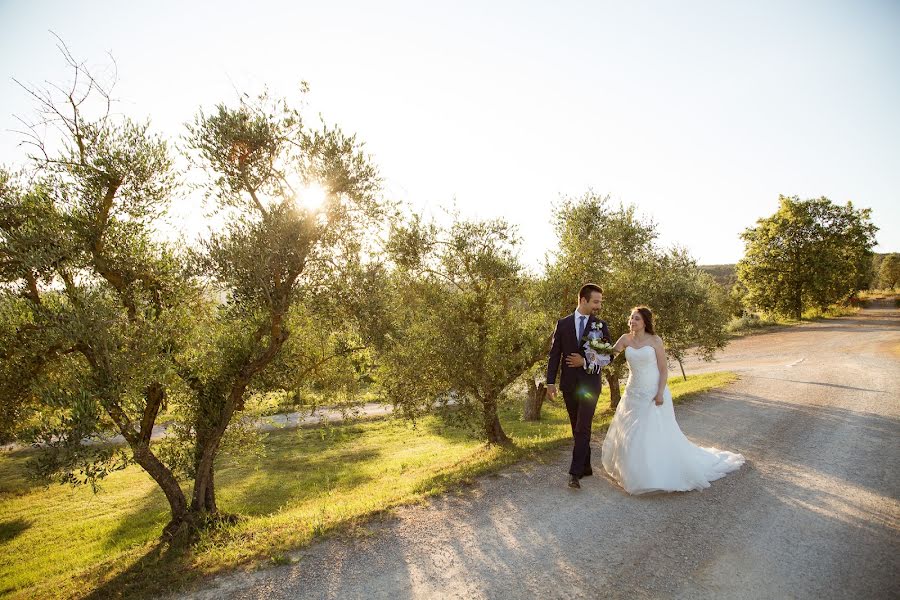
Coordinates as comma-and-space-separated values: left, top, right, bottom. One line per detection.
583, 322, 613, 374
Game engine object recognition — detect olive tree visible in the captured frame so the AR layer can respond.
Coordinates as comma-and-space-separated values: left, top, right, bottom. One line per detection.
544, 192, 660, 407
170, 89, 385, 521
379, 215, 546, 444
646, 247, 730, 380
1, 48, 385, 539
0, 53, 197, 537
545, 191, 731, 405
878, 254, 900, 290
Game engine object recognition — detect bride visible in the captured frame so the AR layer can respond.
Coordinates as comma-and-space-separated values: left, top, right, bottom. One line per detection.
601, 306, 744, 494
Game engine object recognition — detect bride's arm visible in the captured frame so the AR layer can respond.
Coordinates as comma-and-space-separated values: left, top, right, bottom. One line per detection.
652, 336, 667, 406
612, 334, 628, 354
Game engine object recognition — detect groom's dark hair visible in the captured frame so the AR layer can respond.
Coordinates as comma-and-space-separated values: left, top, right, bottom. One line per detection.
578, 283, 603, 302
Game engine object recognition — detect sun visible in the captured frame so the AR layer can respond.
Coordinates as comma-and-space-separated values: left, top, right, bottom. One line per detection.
296, 182, 328, 210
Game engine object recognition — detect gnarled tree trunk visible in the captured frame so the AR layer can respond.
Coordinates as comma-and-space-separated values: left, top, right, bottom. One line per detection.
191, 412, 230, 517
605, 370, 622, 409
132, 446, 189, 540
483, 396, 511, 445
523, 380, 546, 421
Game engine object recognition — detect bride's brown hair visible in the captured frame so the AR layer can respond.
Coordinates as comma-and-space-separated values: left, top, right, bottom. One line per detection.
631, 306, 655, 335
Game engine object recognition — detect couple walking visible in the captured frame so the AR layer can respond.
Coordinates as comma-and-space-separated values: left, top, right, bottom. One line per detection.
546, 284, 744, 493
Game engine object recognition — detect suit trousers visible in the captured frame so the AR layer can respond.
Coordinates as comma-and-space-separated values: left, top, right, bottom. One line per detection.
563, 383, 599, 477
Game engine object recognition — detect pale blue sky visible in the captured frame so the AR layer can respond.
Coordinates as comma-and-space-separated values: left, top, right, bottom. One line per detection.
2, 0, 898, 266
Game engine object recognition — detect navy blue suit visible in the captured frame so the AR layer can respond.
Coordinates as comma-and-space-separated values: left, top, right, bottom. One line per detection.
547, 313, 610, 477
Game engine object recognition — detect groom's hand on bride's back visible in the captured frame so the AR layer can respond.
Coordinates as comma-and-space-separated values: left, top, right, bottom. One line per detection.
564, 353, 585, 368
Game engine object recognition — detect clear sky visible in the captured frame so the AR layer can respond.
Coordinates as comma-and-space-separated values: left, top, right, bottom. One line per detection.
1, 0, 898, 267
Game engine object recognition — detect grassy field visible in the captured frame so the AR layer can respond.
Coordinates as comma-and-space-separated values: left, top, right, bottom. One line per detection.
725, 304, 860, 336
0, 372, 736, 600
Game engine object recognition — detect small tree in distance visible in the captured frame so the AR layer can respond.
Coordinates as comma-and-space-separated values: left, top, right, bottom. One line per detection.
648, 247, 730, 380
878, 254, 900, 290
737, 195, 878, 319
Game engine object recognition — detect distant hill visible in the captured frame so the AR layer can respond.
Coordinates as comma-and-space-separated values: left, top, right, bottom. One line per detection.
700, 264, 736, 286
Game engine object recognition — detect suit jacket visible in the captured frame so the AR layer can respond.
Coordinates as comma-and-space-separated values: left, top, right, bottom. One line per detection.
546, 313, 611, 394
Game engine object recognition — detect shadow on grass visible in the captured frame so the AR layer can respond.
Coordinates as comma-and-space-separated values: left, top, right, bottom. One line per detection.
217, 426, 384, 516
417, 411, 481, 442
0, 447, 47, 497
72, 393, 693, 598
102, 484, 172, 554
224, 446, 383, 516
0, 517, 30, 545
81, 539, 195, 600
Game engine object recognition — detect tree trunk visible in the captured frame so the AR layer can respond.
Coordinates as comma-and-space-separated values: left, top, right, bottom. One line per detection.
191, 459, 219, 515
204, 466, 217, 514
483, 397, 511, 445
99, 384, 189, 541
678, 358, 687, 381
606, 371, 622, 409
187, 313, 288, 525
132, 445, 189, 540
523, 380, 546, 421
191, 427, 224, 515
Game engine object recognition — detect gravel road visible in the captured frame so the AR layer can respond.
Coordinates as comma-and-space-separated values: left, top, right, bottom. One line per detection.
176, 303, 900, 600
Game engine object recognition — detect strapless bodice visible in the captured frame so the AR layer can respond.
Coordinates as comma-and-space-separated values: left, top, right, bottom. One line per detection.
625, 345, 659, 395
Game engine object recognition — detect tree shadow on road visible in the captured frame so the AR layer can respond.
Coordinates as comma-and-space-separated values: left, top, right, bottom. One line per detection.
748, 376, 890, 394
679, 390, 900, 500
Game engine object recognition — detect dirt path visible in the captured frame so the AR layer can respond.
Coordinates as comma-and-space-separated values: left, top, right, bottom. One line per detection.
177, 305, 900, 599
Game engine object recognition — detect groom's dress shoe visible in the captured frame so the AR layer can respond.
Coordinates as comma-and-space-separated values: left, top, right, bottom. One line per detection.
568, 475, 581, 489
581, 468, 593, 478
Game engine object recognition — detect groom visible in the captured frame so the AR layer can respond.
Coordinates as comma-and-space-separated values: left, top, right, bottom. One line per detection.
546, 283, 610, 489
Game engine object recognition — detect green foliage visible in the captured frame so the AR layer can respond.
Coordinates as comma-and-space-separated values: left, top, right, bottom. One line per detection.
0, 68, 193, 495
878, 253, 900, 290
378, 215, 548, 443
699, 264, 736, 286
736, 195, 878, 319
647, 248, 730, 372
545, 191, 730, 379
1, 53, 386, 535
725, 311, 780, 335
178, 88, 386, 516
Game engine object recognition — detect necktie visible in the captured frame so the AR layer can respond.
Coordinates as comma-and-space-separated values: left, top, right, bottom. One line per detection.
578, 315, 586, 342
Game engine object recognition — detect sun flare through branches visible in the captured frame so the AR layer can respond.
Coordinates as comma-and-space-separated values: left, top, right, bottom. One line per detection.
295, 182, 328, 211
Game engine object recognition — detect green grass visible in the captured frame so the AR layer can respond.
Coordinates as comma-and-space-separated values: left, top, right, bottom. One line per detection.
857, 289, 899, 299
0, 371, 736, 600
726, 303, 861, 337
856, 290, 900, 308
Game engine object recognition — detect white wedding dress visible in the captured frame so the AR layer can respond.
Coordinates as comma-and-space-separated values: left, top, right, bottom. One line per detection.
601, 345, 745, 494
